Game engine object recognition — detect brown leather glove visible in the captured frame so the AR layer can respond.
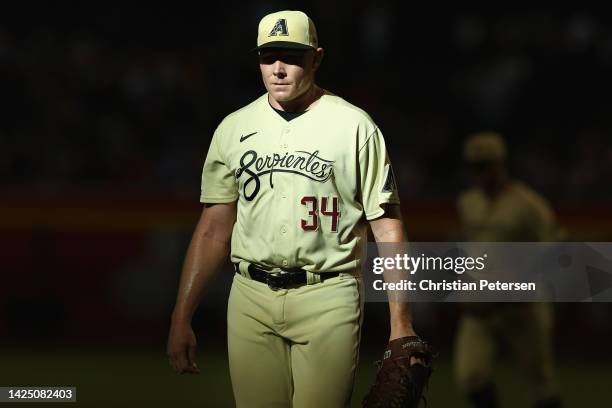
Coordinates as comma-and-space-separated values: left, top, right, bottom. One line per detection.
362, 336, 436, 408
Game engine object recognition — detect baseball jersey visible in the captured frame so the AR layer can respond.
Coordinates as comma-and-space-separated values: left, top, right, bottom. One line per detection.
457, 181, 556, 242
200, 91, 400, 273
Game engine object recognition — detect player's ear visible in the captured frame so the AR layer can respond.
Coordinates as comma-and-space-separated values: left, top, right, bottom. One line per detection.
312, 48, 324, 71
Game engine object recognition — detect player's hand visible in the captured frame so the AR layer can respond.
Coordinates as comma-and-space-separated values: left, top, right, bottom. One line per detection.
390, 326, 426, 366
167, 321, 200, 374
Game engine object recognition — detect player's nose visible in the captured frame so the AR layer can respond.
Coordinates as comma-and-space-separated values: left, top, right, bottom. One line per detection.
272, 60, 286, 77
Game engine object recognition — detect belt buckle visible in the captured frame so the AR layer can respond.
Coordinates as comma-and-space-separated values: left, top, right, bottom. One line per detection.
266, 272, 285, 290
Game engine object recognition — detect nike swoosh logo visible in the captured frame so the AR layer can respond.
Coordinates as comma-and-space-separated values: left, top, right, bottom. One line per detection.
240, 132, 257, 142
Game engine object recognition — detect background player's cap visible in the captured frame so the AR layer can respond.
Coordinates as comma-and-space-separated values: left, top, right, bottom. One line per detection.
253, 10, 318, 52
464, 131, 507, 162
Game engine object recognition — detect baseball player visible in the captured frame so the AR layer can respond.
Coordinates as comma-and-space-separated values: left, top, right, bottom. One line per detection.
166, 10, 427, 407
455, 131, 562, 408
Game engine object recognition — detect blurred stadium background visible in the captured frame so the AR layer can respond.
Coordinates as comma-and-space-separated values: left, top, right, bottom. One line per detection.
1, 3, 611, 407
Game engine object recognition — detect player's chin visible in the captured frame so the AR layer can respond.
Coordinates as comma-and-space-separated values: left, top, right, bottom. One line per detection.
269, 89, 295, 102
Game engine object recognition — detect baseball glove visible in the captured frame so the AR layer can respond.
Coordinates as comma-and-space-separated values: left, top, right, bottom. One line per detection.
362, 336, 435, 408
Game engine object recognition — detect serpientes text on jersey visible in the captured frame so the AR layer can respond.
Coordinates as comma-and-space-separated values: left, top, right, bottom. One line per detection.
235, 149, 334, 201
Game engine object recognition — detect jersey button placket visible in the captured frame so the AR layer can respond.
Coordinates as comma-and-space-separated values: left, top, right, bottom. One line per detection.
286, 135, 297, 268
281, 127, 289, 149
277, 125, 291, 268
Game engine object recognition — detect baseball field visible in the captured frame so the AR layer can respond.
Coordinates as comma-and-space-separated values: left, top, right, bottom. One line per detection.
0, 346, 608, 407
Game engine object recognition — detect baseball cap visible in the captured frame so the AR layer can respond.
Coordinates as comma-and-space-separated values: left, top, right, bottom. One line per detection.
463, 131, 507, 162
253, 10, 318, 52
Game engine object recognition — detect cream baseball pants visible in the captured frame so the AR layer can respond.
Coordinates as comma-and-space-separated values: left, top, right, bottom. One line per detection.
227, 272, 363, 408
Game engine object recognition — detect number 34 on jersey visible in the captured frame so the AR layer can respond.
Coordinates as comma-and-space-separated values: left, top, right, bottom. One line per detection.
300, 196, 340, 233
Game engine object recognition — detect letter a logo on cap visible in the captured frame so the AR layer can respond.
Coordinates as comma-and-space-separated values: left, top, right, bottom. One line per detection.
269, 19, 289, 37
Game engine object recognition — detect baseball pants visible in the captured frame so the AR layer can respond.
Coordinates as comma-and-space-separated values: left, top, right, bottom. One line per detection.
227, 271, 362, 408
454, 303, 559, 402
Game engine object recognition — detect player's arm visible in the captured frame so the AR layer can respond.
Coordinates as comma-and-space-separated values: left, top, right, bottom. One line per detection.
525, 198, 558, 242
369, 204, 417, 341
167, 201, 237, 374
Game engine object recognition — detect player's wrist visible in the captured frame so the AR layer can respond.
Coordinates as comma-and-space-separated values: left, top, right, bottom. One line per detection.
389, 323, 417, 341
170, 309, 193, 326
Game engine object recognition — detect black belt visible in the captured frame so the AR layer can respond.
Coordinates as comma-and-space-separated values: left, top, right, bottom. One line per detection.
235, 263, 339, 290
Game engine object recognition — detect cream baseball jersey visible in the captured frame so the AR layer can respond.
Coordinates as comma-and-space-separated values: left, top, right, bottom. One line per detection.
458, 181, 556, 242
200, 91, 400, 273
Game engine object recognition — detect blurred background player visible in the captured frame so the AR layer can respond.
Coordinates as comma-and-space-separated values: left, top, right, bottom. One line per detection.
454, 131, 563, 408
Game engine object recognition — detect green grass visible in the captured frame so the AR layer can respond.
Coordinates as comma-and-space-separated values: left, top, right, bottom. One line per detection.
0, 347, 608, 407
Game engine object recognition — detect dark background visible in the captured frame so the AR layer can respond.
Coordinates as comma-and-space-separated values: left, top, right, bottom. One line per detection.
1, 3, 611, 407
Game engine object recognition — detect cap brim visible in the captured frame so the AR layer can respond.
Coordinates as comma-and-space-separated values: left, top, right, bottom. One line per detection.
465, 156, 503, 163
251, 41, 315, 53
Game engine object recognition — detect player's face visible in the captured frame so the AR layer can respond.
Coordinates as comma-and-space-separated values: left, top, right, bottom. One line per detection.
469, 160, 504, 189
258, 48, 322, 103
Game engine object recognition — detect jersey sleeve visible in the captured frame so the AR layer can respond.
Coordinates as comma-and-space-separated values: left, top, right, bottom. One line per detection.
358, 127, 401, 220
524, 199, 557, 241
200, 126, 239, 203
456, 192, 471, 238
